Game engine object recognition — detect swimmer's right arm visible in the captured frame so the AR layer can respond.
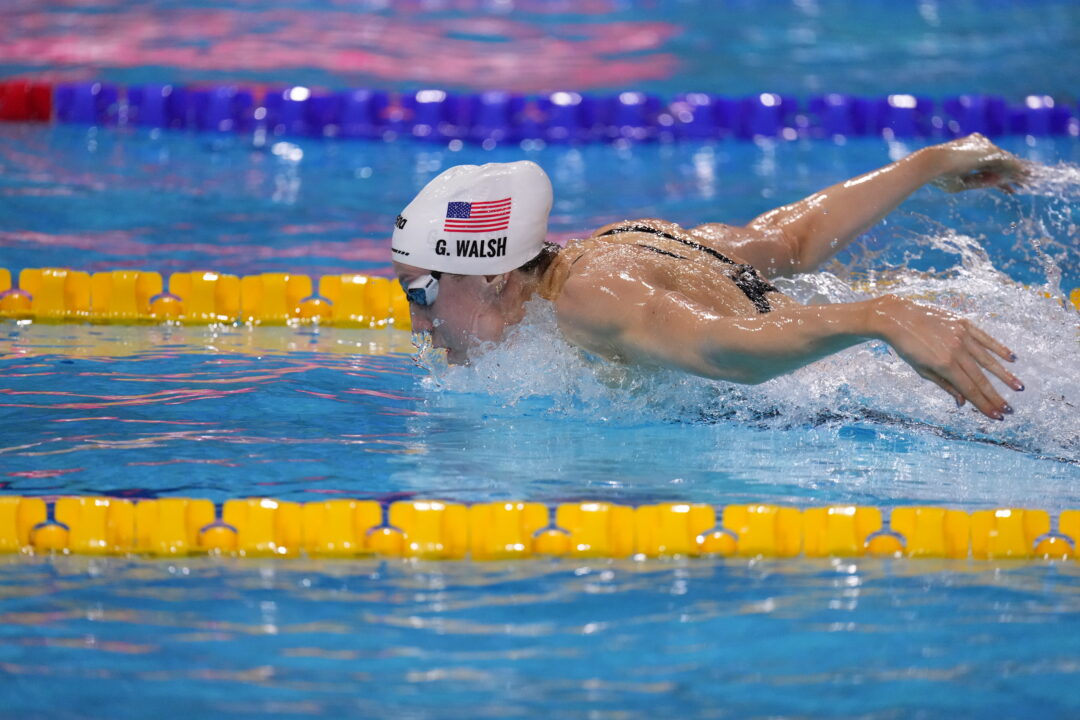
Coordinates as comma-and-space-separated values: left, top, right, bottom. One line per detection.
556, 272, 1022, 420
722, 134, 1029, 278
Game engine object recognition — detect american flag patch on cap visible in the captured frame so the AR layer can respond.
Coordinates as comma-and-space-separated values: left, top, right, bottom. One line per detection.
443, 198, 511, 233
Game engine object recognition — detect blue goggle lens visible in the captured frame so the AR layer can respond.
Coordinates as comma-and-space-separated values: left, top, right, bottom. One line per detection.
404, 272, 440, 306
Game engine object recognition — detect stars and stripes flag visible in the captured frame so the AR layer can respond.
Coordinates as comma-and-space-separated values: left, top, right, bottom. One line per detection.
443, 198, 512, 233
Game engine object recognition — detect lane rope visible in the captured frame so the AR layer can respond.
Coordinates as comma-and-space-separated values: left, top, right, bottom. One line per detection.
1, 80, 1077, 143
0, 267, 410, 329
1, 495, 1077, 561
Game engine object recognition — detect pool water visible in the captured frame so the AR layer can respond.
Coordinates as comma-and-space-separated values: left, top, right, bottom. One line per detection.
1, 0, 1077, 97
3, 556, 1080, 718
2, 0, 1080, 717
2, 129, 1077, 505
2, 132, 1078, 719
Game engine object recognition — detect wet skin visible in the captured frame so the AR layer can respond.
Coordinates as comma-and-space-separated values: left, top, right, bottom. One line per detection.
394, 134, 1030, 420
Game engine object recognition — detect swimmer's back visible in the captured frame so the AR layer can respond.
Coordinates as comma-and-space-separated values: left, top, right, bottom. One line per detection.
546, 218, 796, 318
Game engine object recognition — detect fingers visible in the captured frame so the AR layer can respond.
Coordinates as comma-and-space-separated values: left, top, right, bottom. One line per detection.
925, 324, 1022, 421
943, 155, 1030, 195
968, 323, 1018, 365
933, 357, 1001, 420
928, 319, 1019, 416
954, 354, 1010, 420
997, 159, 1032, 191
965, 334, 1023, 391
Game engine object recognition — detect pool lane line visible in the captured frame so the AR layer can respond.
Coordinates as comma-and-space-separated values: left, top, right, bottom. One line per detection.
2, 496, 1077, 562
2, 81, 1077, 143
1, 268, 411, 330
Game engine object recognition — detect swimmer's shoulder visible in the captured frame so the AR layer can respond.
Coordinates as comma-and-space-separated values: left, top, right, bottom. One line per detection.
550, 252, 656, 359
559, 225, 674, 280
565, 218, 691, 266
550, 220, 672, 311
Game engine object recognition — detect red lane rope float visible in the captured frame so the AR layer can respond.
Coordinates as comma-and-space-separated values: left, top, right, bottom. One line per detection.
0, 80, 51, 123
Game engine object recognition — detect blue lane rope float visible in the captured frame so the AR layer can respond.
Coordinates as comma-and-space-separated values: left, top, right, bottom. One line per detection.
1, 80, 1077, 142
2, 495, 1079, 562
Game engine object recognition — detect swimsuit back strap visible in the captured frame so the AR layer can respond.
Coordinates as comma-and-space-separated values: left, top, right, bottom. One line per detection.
599, 224, 740, 265
598, 224, 778, 313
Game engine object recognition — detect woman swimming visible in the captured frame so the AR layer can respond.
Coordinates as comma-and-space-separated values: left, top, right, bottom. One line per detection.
391, 133, 1029, 421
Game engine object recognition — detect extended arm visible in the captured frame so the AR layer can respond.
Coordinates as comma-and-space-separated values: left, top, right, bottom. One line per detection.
699, 134, 1029, 278
555, 269, 1022, 420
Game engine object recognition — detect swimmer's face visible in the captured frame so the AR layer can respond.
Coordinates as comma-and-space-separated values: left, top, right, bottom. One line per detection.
393, 261, 508, 364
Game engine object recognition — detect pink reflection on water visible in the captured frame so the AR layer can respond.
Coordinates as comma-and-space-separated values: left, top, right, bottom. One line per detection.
77, 361, 322, 384
53, 417, 218, 425
0, 386, 256, 409
126, 458, 240, 468
295, 389, 345, 402
6, 468, 82, 479
0, 230, 391, 265
342, 388, 419, 402
0, 9, 679, 91
0, 187, 78, 197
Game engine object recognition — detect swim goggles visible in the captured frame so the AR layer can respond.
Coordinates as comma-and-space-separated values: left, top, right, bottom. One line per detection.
404, 271, 441, 306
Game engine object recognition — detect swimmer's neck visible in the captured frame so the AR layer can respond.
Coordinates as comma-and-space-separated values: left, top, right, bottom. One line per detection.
534, 244, 571, 303
498, 245, 568, 328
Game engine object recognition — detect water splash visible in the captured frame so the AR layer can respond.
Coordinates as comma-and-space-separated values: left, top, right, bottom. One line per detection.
427, 165, 1080, 461
411, 332, 449, 389
1026, 161, 1080, 201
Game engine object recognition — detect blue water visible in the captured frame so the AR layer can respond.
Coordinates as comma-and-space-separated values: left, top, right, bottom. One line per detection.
2, 126, 1077, 286
1, 0, 1078, 97
2, 1, 1080, 717
2, 556, 1080, 719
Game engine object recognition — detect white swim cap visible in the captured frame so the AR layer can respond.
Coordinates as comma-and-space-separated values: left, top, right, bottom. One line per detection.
391, 161, 552, 275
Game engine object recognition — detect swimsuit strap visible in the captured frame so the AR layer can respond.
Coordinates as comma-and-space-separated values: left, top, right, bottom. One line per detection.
635, 244, 686, 260
598, 224, 779, 313
599, 224, 737, 265
728, 264, 777, 314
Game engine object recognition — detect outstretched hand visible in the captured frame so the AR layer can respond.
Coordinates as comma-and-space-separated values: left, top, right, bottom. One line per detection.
867, 294, 1023, 420
931, 133, 1031, 195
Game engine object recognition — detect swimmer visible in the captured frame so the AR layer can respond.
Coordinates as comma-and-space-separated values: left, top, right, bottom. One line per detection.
392, 133, 1030, 421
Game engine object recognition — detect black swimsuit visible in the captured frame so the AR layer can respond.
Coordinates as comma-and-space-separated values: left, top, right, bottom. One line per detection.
597, 224, 779, 313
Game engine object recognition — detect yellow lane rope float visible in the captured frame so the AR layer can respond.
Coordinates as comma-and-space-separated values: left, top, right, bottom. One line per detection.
2, 267, 1080, 328
0, 268, 411, 329
1, 496, 1077, 561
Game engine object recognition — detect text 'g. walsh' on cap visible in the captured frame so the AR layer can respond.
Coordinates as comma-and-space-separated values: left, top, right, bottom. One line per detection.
391, 161, 553, 275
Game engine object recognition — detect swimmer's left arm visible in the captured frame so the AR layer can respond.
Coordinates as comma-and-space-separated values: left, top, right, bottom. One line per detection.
555, 268, 1022, 420
714, 134, 1029, 278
